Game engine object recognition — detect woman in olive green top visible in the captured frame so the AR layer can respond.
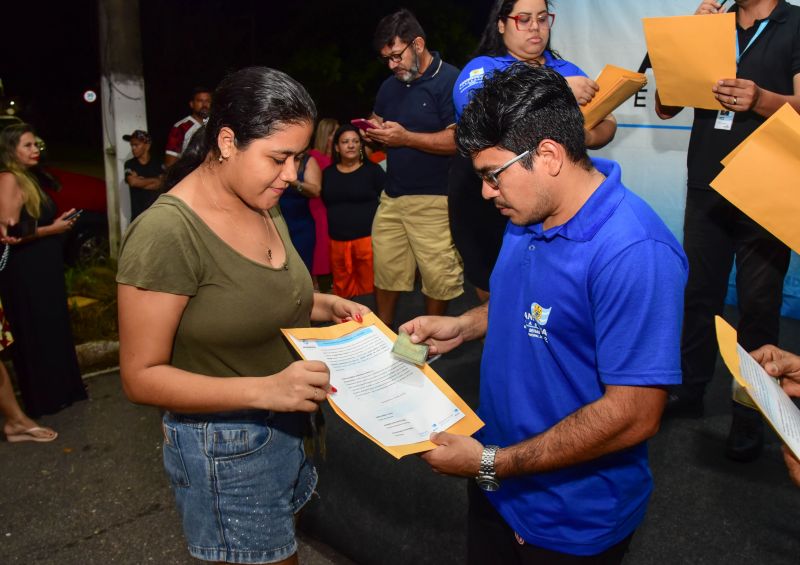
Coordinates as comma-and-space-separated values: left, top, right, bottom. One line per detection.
117, 67, 369, 565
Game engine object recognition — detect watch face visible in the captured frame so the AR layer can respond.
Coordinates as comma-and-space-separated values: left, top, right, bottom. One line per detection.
476, 476, 500, 492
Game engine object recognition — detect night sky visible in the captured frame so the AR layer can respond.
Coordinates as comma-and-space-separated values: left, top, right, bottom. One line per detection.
3, 0, 492, 160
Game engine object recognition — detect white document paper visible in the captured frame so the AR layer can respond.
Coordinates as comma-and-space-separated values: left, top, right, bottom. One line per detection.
735, 343, 800, 458
288, 325, 464, 446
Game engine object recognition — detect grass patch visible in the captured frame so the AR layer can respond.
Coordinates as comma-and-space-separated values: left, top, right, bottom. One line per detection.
65, 258, 118, 344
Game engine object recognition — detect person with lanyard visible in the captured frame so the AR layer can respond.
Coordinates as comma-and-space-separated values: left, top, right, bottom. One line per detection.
656, 0, 800, 463
449, 0, 617, 301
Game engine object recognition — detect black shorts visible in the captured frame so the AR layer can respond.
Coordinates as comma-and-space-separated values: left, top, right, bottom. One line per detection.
467, 482, 634, 565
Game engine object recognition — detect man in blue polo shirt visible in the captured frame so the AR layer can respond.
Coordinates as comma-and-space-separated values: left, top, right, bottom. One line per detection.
363, 9, 464, 328
400, 64, 687, 563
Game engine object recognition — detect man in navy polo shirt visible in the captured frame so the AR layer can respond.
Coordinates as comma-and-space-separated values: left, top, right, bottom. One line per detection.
363, 9, 464, 328
401, 64, 687, 563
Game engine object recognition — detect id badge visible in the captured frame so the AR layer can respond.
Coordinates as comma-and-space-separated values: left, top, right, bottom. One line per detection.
714, 110, 734, 131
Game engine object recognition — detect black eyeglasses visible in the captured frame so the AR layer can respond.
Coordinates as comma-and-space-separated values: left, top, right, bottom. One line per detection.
479, 150, 532, 188
505, 12, 555, 32
379, 39, 416, 64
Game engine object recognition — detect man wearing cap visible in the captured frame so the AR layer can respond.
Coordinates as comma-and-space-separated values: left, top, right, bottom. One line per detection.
123, 130, 164, 220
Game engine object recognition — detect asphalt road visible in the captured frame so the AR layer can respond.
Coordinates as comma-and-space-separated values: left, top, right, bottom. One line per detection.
0, 369, 355, 565
1, 299, 800, 564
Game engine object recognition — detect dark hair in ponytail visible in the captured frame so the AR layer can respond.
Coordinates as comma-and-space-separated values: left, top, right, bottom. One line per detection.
165, 66, 317, 190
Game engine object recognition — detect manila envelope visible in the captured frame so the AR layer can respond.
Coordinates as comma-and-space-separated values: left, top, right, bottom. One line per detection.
642, 13, 736, 110
581, 64, 647, 130
710, 103, 800, 254
721, 103, 798, 167
282, 312, 484, 459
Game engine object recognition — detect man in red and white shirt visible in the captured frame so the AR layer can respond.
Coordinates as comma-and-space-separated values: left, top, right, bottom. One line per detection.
164, 86, 212, 167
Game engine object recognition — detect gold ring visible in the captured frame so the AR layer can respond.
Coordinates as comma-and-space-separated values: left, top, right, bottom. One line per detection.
732, 96, 737, 105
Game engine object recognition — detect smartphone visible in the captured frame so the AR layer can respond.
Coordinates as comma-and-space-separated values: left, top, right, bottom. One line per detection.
64, 209, 83, 221
351, 118, 377, 131
7, 218, 38, 238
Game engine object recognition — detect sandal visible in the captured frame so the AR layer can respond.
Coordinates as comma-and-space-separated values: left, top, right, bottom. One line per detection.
5, 426, 58, 443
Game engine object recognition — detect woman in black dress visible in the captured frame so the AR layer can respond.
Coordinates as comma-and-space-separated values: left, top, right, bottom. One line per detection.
0, 124, 87, 418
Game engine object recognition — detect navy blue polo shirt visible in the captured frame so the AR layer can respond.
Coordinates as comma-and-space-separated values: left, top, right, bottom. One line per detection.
479, 158, 687, 556
453, 50, 587, 121
373, 51, 459, 197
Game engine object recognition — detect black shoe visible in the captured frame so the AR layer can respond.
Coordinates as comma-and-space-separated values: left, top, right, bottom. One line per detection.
725, 402, 764, 462
663, 392, 704, 419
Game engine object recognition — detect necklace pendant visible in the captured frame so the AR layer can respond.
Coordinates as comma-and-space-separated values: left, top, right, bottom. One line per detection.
267, 248, 272, 262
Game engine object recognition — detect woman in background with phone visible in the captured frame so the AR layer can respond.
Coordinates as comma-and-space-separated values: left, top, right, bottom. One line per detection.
0, 124, 87, 418
0, 169, 58, 442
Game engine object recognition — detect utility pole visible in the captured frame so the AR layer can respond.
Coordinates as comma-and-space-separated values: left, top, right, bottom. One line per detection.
97, 0, 147, 257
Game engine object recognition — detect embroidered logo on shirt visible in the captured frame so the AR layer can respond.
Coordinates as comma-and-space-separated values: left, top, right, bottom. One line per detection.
523, 302, 552, 342
458, 67, 485, 93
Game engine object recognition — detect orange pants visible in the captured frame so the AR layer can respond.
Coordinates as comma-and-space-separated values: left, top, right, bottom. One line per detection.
330, 236, 374, 298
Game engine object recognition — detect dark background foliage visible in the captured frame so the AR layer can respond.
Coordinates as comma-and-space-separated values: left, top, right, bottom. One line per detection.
3, 0, 492, 157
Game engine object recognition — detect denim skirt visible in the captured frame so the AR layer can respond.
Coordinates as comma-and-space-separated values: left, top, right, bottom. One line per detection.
162, 410, 317, 563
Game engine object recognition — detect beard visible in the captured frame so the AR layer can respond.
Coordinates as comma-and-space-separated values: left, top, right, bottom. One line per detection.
396, 50, 421, 83
497, 185, 554, 227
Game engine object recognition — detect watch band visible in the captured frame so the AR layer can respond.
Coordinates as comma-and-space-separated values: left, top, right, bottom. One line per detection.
480, 445, 499, 477
476, 445, 501, 491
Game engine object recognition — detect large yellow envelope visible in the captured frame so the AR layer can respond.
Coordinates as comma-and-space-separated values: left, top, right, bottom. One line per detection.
581, 65, 647, 130
710, 103, 800, 254
282, 313, 484, 459
720, 103, 800, 167
642, 13, 736, 110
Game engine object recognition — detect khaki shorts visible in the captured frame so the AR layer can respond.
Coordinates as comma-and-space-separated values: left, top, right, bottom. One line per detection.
372, 192, 464, 300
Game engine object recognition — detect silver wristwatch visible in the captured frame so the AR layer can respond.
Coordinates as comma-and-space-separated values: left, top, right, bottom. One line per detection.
476, 445, 501, 492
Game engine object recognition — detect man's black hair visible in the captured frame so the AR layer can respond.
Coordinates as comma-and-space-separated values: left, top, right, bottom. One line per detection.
456, 62, 590, 170
191, 86, 212, 99
373, 8, 426, 52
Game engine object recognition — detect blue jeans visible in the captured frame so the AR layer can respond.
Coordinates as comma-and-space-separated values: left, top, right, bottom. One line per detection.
162, 410, 317, 563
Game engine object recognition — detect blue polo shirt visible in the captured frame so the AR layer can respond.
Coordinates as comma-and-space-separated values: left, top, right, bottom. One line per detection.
373, 51, 459, 197
479, 158, 687, 556
453, 51, 587, 121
